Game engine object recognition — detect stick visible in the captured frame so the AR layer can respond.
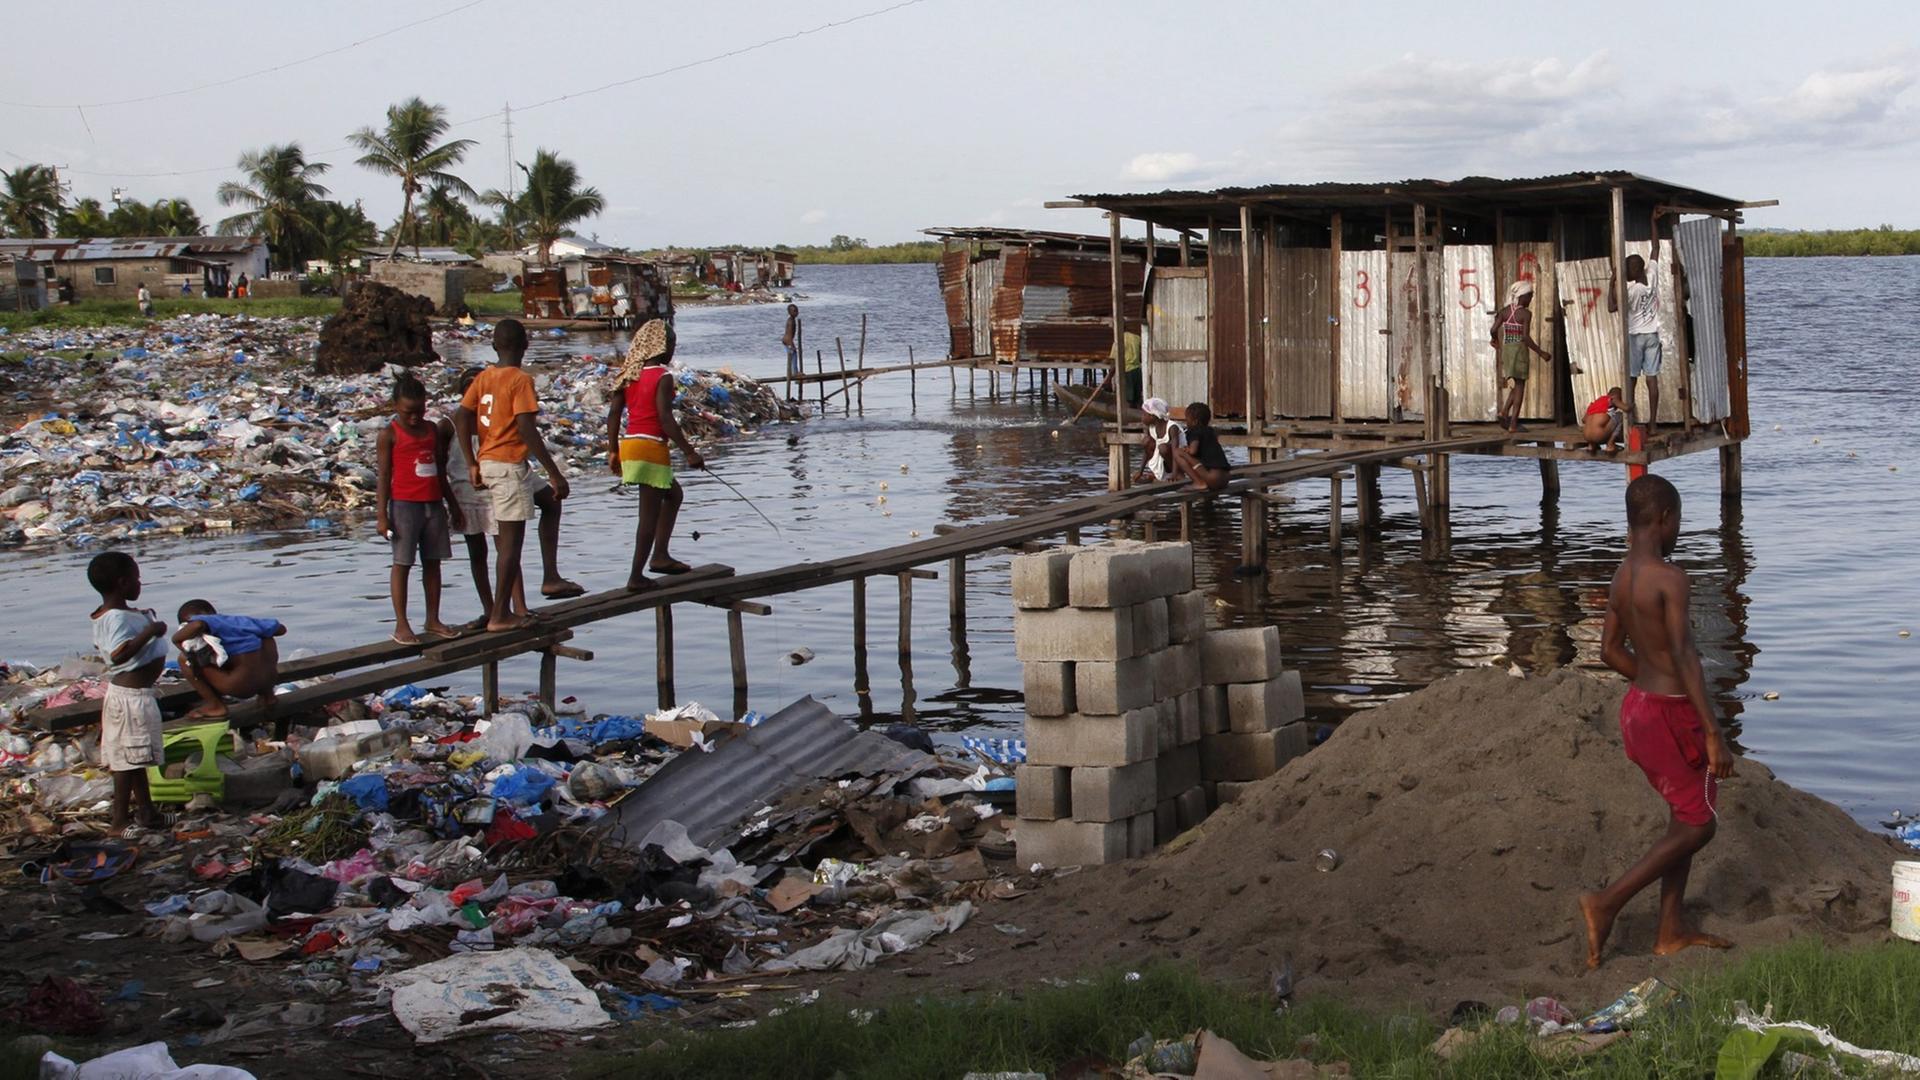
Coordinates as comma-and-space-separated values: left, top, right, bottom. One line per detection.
702, 466, 783, 537
1060, 370, 1114, 428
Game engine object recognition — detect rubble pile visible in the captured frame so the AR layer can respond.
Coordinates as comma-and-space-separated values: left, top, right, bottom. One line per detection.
0, 685, 1020, 1048
0, 314, 798, 548
313, 282, 436, 375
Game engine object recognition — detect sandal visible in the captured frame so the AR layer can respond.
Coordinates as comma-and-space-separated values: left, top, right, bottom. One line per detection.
649, 559, 694, 576
540, 581, 587, 599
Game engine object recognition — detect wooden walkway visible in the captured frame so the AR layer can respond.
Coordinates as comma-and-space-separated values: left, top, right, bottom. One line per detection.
27, 435, 1500, 734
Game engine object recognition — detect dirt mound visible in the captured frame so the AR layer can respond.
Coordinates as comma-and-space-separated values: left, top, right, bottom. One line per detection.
315, 281, 437, 375
845, 669, 1902, 1011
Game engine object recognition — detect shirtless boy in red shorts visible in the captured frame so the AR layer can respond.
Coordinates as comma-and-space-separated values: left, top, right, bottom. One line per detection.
1580, 474, 1737, 968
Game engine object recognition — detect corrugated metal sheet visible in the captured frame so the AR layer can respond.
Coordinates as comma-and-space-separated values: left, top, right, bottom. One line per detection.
937, 247, 969, 357
1338, 249, 1389, 419
603, 697, 940, 852
970, 254, 1002, 360
1020, 320, 1120, 362
1675, 218, 1730, 422
1625, 240, 1682, 420
1267, 242, 1332, 418
1558, 255, 1621, 410
1209, 227, 1250, 417
1441, 244, 1498, 421
1147, 269, 1208, 408
1387, 242, 1432, 420
1502, 243, 1559, 420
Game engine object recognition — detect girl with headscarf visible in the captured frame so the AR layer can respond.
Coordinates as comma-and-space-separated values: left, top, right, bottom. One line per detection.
605, 319, 705, 591
1491, 279, 1552, 434
1134, 397, 1185, 484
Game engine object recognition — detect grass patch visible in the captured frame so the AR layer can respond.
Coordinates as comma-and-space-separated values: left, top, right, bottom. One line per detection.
791, 241, 943, 265
1745, 227, 1920, 257
588, 940, 1920, 1079
463, 289, 523, 316
0, 297, 339, 332
671, 280, 718, 299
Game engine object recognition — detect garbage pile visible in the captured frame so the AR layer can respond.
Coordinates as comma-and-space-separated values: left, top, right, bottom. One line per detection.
314, 282, 436, 375
0, 688, 1021, 1049
0, 314, 799, 548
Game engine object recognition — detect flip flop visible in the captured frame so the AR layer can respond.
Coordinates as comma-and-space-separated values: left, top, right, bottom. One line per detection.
458, 617, 491, 632
423, 626, 461, 641
649, 559, 694, 576
390, 632, 421, 646
540, 581, 588, 599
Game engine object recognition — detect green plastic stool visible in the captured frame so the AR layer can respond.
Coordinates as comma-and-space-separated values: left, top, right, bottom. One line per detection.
146, 722, 237, 804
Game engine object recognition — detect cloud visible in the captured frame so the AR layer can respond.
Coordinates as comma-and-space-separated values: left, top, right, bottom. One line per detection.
799, 208, 827, 225
1122, 152, 1207, 184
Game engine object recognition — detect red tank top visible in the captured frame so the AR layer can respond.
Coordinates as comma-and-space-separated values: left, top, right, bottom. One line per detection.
624, 366, 670, 438
389, 420, 440, 501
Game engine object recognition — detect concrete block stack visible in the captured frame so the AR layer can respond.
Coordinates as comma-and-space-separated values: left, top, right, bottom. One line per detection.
1012, 540, 1310, 867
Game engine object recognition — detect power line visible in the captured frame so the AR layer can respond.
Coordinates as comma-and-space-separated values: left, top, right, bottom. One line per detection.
45, 0, 933, 180
0, 0, 487, 111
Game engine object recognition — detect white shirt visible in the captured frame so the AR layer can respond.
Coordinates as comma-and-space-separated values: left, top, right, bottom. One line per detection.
1626, 273, 1660, 336
93, 607, 167, 675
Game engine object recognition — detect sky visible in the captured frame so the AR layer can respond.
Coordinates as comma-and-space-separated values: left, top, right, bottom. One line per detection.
4, 1, 1917, 247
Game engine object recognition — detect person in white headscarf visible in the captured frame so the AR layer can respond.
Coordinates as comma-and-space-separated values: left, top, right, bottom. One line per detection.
1134, 396, 1186, 483
1491, 279, 1552, 434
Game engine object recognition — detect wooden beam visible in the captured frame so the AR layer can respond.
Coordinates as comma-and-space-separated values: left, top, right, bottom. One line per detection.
1610, 185, 1630, 419
1329, 209, 1343, 423
655, 604, 675, 711
1240, 203, 1262, 429
1108, 211, 1129, 469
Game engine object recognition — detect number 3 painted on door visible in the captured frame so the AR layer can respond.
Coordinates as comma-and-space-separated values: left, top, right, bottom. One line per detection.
1353, 270, 1372, 309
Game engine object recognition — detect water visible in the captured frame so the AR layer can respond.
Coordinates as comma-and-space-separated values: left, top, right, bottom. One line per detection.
3, 260, 1915, 824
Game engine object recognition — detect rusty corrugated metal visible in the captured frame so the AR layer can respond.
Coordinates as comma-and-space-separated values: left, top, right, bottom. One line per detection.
1675, 218, 1730, 423
1209, 227, 1249, 418
1020, 320, 1122, 361
938, 247, 970, 357
1338, 249, 1390, 420
1146, 268, 1209, 408
1387, 242, 1433, 420
972, 253, 1004, 360
1501, 242, 1559, 420
1557, 255, 1620, 410
1440, 244, 1498, 421
1266, 242, 1333, 418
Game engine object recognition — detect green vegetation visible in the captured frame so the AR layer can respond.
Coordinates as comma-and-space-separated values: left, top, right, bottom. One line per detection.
593, 941, 1920, 1079
791, 238, 942, 264
0, 164, 63, 238
671, 279, 718, 299
0, 296, 339, 332
463, 289, 523, 316
518, 149, 606, 267
1746, 226, 1920, 257
216, 143, 333, 271
350, 97, 477, 260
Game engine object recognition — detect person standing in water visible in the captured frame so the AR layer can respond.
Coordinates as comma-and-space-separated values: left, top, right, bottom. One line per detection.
1491, 280, 1551, 434
606, 319, 705, 592
782, 303, 803, 391
1580, 474, 1736, 968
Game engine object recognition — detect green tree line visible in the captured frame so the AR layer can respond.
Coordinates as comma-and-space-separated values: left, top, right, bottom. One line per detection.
790, 236, 942, 264
1745, 226, 1920, 257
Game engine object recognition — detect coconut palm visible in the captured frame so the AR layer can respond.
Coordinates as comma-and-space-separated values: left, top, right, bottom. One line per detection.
314, 200, 379, 276
349, 98, 476, 259
217, 144, 330, 271
478, 187, 523, 250
151, 198, 204, 237
419, 183, 473, 247
107, 199, 159, 237
517, 149, 604, 266
1, 164, 64, 238
55, 197, 112, 237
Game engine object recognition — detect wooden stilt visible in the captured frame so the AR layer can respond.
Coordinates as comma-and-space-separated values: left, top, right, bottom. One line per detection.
481, 661, 499, 716
947, 555, 966, 625
1179, 500, 1191, 542
1412, 466, 1430, 526
897, 571, 913, 659
1239, 492, 1265, 570
908, 345, 917, 410
1065, 526, 1081, 546
1540, 458, 1561, 501
537, 649, 556, 710
1356, 463, 1378, 529
816, 350, 826, 413
727, 607, 747, 712
655, 604, 675, 710
835, 338, 850, 417
852, 576, 870, 713
856, 314, 867, 415
1329, 474, 1343, 548
1720, 443, 1743, 502
1108, 442, 1126, 492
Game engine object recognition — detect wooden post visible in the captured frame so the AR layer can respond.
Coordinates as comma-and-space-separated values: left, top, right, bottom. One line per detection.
1178, 500, 1191, 542
727, 607, 747, 710
1540, 458, 1561, 501
856, 314, 867, 415
1240, 202, 1262, 431
537, 649, 556, 710
947, 555, 966, 624
852, 576, 869, 707
908, 345, 917, 410
1180, 230, 1191, 267
1610, 185, 1630, 422
1356, 462, 1377, 529
655, 604, 675, 710
1143, 516, 1159, 542
1329, 474, 1343, 548
1065, 525, 1081, 546
897, 571, 913, 660
835, 338, 850, 416
1329, 210, 1343, 422
1239, 491, 1264, 570
1720, 443, 1742, 502
1108, 210, 1128, 482
816, 349, 826, 412
481, 660, 499, 716
1108, 442, 1126, 492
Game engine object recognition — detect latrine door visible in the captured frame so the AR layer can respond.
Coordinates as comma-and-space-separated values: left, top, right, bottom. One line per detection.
1384, 216, 1440, 422
1146, 268, 1208, 410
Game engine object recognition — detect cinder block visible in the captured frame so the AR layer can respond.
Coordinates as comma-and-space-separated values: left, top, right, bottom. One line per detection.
1140, 542, 1195, 595
1175, 785, 1210, 831
1017, 818, 1127, 867
1226, 671, 1306, 733
1200, 724, 1312, 782
1152, 641, 1202, 700
1167, 589, 1207, 644
1067, 544, 1159, 609
1154, 798, 1180, 845
1022, 661, 1075, 717
1198, 684, 1230, 735
1013, 547, 1078, 610
1129, 601, 1169, 654
1154, 699, 1178, 752
1015, 765, 1071, 821
1177, 690, 1203, 745
1014, 606, 1135, 662
1071, 760, 1157, 822
1127, 811, 1156, 858
1074, 656, 1155, 716
1156, 742, 1201, 795
1215, 780, 1255, 806
1025, 709, 1156, 767
1201, 626, 1283, 685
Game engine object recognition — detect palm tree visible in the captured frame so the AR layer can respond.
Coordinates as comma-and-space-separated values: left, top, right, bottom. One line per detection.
478, 187, 523, 250
107, 199, 159, 237
314, 200, 379, 276
217, 144, 330, 271
1, 164, 64, 238
348, 98, 476, 259
454, 217, 499, 261
151, 198, 204, 237
517, 149, 604, 266
55, 197, 111, 237
419, 183, 472, 247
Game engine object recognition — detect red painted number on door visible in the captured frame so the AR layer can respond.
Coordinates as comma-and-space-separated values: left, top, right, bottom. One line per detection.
1353, 269, 1372, 309
1576, 286, 1604, 326
1456, 267, 1481, 310
1516, 252, 1540, 284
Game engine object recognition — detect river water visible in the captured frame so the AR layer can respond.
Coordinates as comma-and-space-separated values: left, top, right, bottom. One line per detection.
2, 259, 1914, 824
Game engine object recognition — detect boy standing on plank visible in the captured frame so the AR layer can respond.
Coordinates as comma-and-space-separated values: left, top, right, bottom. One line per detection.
1581, 474, 1736, 968
87, 552, 166, 834
456, 319, 573, 632
377, 373, 463, 644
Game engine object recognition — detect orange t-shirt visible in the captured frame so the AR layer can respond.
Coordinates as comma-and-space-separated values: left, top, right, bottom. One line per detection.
461, 365, 538, 463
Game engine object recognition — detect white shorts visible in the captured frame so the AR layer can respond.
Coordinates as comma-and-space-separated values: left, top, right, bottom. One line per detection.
479, 461, 535, 523
100, 683, 163, 772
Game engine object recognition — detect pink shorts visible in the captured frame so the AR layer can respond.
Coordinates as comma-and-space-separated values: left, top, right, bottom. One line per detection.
1619, 687, 1714, 826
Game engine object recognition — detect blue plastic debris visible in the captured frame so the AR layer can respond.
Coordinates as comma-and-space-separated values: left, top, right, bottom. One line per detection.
235, 483, 262, 502
337, 773, 390, 813
605, 989, 686, 1021
144, 894, 190, 917
491, 765, 557, 806
381, 685, 427, 709
962, 735, 1026, 765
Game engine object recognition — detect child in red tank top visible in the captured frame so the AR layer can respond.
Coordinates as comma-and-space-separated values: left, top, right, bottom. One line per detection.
377, 374, 464, 644
605, 319, 706, 592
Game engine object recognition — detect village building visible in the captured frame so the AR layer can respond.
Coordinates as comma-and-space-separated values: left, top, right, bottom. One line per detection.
0, 235, 270, 302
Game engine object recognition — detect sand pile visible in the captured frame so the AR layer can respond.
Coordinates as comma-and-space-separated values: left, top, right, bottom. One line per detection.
314, 281, 437, 375
879, 668, 1902, 1010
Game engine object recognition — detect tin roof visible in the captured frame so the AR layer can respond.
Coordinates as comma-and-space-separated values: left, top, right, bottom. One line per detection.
0, 235, 264, 261
1071, 172, 1751, 228
924, 226, 1206, 253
